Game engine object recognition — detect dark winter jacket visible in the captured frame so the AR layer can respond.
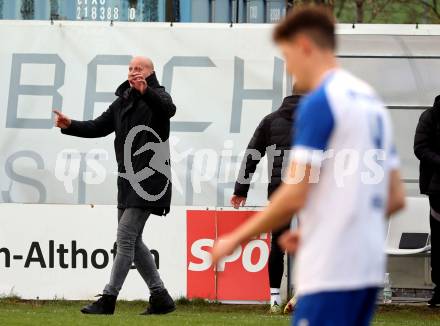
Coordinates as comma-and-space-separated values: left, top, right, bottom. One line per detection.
414, 96, 440, 195
234, 95, 301, 199
61, 72, 176, 215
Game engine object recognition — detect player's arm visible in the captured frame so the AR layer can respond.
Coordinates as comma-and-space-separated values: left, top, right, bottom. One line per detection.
212, 162, 311, 264
387, 169, 405, 217
232, 119, 268, 208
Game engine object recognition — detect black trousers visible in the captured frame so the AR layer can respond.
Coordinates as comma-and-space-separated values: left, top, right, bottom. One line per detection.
269, 223, 291, 288
430, 195, 440, 292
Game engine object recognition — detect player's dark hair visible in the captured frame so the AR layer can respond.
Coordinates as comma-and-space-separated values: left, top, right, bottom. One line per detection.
273, 5, 336, 50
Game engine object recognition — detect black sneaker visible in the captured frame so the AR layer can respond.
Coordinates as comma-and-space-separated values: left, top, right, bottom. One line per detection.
81, 294, 117, 314
141, 289, 175, 315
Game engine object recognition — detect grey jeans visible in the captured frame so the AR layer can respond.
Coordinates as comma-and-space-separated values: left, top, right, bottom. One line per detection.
103, 208, 165, 296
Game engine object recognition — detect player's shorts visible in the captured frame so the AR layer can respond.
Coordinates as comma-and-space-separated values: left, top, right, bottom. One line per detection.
292, 287, 378, 326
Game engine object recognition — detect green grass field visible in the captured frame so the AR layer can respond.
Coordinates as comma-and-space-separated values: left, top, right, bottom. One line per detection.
1, 298, 439, 326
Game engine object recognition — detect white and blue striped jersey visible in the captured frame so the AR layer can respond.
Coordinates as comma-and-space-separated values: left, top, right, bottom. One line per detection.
291, 69, 400, 296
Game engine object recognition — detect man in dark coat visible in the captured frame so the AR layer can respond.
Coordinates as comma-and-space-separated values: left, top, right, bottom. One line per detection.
414, 95, 440, 307
54, 56, 176, 315
231, 92, 301, 313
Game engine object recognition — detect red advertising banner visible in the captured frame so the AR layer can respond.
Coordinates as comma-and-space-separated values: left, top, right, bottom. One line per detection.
187, 209, 270, 301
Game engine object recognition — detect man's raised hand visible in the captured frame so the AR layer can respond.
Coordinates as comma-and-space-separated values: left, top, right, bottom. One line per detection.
129, 73, 147, 94
53, 110, 71, 129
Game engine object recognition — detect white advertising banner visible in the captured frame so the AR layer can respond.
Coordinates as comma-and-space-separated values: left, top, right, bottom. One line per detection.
0, 204, 188, 300
0, 21, 289, 208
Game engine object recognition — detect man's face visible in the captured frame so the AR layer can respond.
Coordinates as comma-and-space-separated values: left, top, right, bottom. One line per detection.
128, 59, 152, 85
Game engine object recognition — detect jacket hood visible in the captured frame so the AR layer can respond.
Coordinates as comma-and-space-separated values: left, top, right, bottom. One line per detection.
278, 95, 301, 119
115, 71, 161, 98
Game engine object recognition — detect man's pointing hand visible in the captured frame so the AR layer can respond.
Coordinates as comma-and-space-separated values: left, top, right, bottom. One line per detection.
53, 110, 71, 129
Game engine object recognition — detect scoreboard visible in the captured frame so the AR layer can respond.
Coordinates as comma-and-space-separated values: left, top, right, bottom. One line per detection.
74, 0, 159, 22
76, 0, 124, 21
0, 1, 286, 24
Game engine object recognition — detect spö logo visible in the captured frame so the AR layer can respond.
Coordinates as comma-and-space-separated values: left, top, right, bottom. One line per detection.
186, 210, 270, 301
189, 235, 269, 273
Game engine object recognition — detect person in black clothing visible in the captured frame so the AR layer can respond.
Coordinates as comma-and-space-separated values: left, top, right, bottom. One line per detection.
54, 56, 176, 315
231, 91, 301, 313
414, 95, 440, 307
